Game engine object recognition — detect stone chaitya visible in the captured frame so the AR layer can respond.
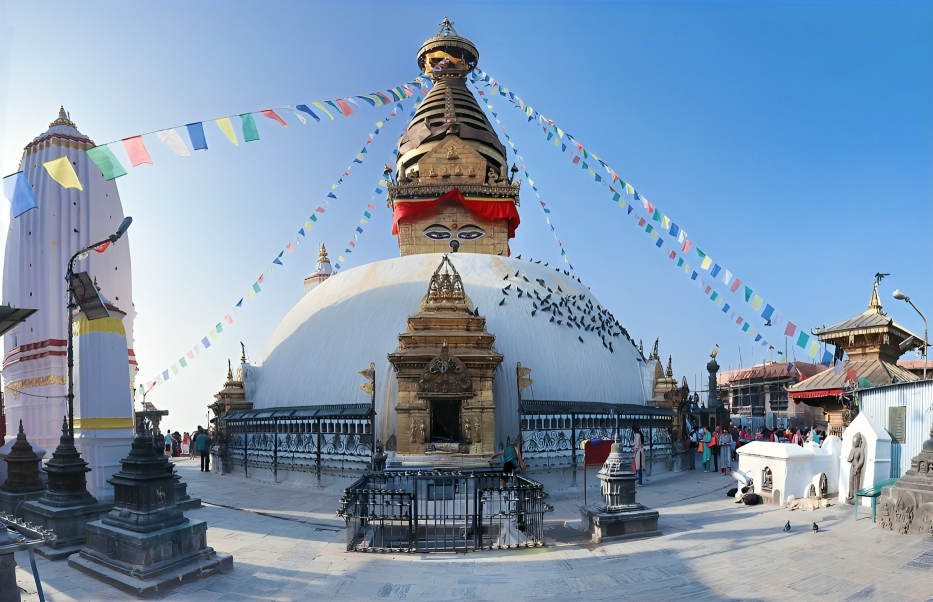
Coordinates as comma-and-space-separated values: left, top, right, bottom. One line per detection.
0, 420, 46, 518
388, 255, 502, 460
69, 420, 232, 598
877, 423, 933, 536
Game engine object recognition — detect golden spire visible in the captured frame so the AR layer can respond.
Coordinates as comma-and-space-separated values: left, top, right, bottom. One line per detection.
240, 342, 247, 364
227, 359, 233, 381
318, 243, 330, 264
666, 355, 673, 378
49, 105, 76, 129
868, 280, 884, 314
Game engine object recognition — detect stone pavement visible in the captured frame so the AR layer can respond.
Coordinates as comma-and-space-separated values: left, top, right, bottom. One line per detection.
12, 458, 933, 601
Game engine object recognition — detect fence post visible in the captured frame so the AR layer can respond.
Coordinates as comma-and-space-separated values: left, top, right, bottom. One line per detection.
316, 417, 322, 486
273, 418, 279, 483
570, 413, 577, 486
244, 425, 249, 479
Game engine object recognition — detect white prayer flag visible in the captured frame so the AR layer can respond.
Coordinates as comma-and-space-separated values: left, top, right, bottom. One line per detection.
283, 107, 307, 124
678, 229, 688, 244
156, 129, 191, 157
721, 269, 732, 285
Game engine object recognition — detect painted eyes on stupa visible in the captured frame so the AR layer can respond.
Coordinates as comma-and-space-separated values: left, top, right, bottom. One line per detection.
423, 225, 452, 240
456, 225, 485, 241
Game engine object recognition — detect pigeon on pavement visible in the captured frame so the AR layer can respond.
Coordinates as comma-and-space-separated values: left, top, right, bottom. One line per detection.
783, 521, 791, 532
812, 522, 819, 533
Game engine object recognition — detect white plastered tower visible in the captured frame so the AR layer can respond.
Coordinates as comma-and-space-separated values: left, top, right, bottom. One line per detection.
2, 109, 136, 500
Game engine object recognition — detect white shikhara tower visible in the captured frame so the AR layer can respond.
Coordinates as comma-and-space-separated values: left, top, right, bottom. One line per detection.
2, 109, 137, 480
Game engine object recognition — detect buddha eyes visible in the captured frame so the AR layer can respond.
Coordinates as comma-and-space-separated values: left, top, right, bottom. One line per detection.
422, 224, 485, 241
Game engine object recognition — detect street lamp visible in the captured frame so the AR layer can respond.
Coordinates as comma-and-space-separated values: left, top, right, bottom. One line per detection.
66, 216, 133, 437
893, 289, 928, 379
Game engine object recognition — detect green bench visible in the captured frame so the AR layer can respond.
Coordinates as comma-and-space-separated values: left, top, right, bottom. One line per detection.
854, 477, 899, 522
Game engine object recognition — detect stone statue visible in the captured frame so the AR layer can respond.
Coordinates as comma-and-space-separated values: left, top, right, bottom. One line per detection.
409, 418, 416, 444
474, 416, 481, 443
419, 419, 426, 445
486, 168, 499, 185
464, 419, 471, 443
846, 432, 866, 504
468, 166, 477, 177
446, 145, 458, 159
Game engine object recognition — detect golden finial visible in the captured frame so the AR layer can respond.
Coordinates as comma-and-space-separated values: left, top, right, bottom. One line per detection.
438, 16, 458, 36
240, 341, 247, 364
318, 243, 330, 264
868, 280, 884, 314
666, 355, 673, 378
227, 359, 233, 381
49, 105, 76, 129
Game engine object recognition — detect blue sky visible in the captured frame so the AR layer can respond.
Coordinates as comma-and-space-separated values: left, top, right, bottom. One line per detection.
2, 1, 930, 432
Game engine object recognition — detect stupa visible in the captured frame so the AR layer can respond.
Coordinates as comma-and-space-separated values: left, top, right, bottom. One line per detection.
227, 20, 664, 477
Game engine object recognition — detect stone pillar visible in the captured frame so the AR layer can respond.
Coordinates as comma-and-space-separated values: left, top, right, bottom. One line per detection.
580, 442, 660, 542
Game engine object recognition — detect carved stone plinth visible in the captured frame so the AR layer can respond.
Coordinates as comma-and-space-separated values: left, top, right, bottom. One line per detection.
877, 424, 933, 537
68, 421, 231, 597
20, 418, 111, 560
580, 442, 660, 543
0, 421, 47, 519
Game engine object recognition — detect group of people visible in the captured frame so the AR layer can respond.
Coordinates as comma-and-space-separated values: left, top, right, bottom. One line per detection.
751, 426, 827, 446
150, 426, 214, 471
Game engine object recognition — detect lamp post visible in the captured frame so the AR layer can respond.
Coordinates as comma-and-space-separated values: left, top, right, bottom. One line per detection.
893, 289, 928, 379
66, 216, 133, 437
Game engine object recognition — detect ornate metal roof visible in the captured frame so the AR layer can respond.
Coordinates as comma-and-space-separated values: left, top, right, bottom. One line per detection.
788, 356, 918, 396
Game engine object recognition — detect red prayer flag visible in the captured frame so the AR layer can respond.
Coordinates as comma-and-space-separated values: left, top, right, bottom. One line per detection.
258, 274, 265, 284
638, 218, 646, 227
186, 351, 195, 359
737, 317, 744, 325
224, 314, 233, 324
669, 251, 676, 259
122, 136, 153, 167
846, 368, 857, 382
286, 243, 294, 252
704, 285, 711, 294
335, 99, 355, 117
730, 278, 742, 293
375, 92, 392, 104
316, 207, 326, 213
349, 241, 356, 247
572, 156, 581, 165
367, 203, 375, 209
682, 240, 693, 253
784, 321, 796, 337
261, 110, 287, 128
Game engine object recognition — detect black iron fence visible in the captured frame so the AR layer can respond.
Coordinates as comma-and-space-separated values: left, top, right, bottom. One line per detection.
337, 471, 548, 553
223, 405, 374, 482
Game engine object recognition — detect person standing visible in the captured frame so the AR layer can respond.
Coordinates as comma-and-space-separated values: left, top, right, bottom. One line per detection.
195, 427, 212, 472
700, 427, 713, 472
710, 426, 721, 472
182, 432, 190, 456
719, 428, 733, 475
490, 437, 525, 487
633, 429, 646, 487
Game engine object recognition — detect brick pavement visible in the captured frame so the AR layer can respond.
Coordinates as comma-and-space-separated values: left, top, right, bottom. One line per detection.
11, 457, 933, 601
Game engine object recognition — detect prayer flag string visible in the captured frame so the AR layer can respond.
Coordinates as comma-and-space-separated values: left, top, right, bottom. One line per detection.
136, 95, 418, 398
472, 68, 821, 357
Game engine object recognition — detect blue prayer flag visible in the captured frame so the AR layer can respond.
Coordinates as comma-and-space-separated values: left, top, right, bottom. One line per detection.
655, 238, 663, 248
761, 304, 775, 321
3, 172, 38, 217
821, 350, 833, 367
356, 227, 363, 233
162, 370, 170, 381
388, 89, 402, 101
186, 123, 208, 150
722, 303, 730, 313
202, 337, 211, 349
236, 299, 243, 307
327, 192, 337, 199
356, 96, 376, 107
710, 264, 721, 278
626, 205, 633, 214
754, 334, 762, 342
273, 258, 283, 265
295, 105, 321, 123
669, 223, 680, 238
690, 271, 698, 280
786, 362, 794, 373
298, 228, 305, 236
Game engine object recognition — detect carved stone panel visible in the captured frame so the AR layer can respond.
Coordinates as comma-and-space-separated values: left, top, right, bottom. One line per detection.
415, 135, 485, 185
418, 344, 473, 398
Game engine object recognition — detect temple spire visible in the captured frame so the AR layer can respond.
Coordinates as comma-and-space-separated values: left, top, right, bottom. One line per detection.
868, 280, 884, 314
49, 105, 77, 129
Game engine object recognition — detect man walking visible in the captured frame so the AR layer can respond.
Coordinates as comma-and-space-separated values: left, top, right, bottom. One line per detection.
195, 427, 212, 472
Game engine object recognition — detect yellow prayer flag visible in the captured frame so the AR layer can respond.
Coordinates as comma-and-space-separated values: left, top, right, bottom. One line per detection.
528, 179, 534, 186
215, 117, 238, 146
360, 219, 367, 224
751, 295, 764, 310
556, 127, 564, 138
171, 364, 179, 375
625, 183, 634, 194
304, 221, 313, 230
338, 255, 345, 262
564, 256, 569, 263
509, 141, 515, 148
332, 184, 338, 189
312, 102, 335, 120
748, 328, 756, 339
209, 330, 219, 341
716, 296, 725, 307
42, 156, 83, 191
807, 340, 819, 357
661, 216, 670, 229
684, 263, 691, 274
588, 168, 595, 176
546, 217, 551, 224
651, 230, 659, 240
247, 289, 256, 299
618, 199, 627, 209
375, 121, 384, 127
700, 256, 712, 270
554, 138, 560, 147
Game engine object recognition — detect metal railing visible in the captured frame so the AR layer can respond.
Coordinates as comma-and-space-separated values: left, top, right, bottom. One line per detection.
337, 471, 548, 553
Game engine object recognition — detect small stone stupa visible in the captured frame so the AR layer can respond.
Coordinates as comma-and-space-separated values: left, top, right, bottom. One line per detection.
580, 441, 660, 542
68, 420, 232, 598
877, 423, 933, 536
0, 421, 47, 518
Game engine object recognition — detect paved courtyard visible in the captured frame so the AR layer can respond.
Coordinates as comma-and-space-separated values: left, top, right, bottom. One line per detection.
12, 459, 933, 601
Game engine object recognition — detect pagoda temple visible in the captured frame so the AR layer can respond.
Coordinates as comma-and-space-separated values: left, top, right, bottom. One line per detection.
789, 281, 924, 435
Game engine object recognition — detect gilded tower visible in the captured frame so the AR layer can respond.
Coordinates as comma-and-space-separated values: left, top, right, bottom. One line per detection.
389, 18, 521, 257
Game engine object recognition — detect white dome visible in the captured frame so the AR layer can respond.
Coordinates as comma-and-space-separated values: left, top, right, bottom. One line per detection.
246, 253, 648, 446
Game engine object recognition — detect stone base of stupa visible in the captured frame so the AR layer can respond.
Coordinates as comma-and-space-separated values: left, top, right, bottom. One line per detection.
0, 489, 46, 519
68, 518, 233, 599
386, 454, 494, 472
580, 504, 661, 543
20, 499, 113, 560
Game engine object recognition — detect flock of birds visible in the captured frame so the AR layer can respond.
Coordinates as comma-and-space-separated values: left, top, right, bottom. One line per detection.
486, 255, 636, 353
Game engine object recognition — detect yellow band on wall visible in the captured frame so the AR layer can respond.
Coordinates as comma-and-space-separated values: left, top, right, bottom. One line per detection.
73, 316, 125, 337
74, 417, 134, 430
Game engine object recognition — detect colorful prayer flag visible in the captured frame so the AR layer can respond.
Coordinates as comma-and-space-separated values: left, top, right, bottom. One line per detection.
312, 102, 335, 120
295, 105, 321, 122
784, 321, 796, 337
85, 146, 128, 180
215, 117, 239, 145
751, 295, 763, 311
761, 304, 775, 321
42, 156, 83, 190
187, 122, 208, 150
240, 114, 260, 142
2, 172, 38, 217
796, 331, 809, 349
730, 278, 742, 294
261, 109, 287, 127
155, 128, 191, 156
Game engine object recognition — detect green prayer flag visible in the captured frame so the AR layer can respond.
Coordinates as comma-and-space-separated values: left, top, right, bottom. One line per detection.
652, 209, 661, 221
677, 258, 684, 267
711, 292, 719, 301
240, 113, 260, 142
361, 148, 367, 154
742, 323, 750, 332
645, 225, 653, 233
582, 162, 588, 170
179, 357, 187, 368
215, 323, 223, 334
310, 215, 318, 222
796, 331, 809, 349
744, 286, 753, 302
252, 283, 261, 293
612, 193, 621, 202
85, 145, 127, 180
363, 211, 371, 218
